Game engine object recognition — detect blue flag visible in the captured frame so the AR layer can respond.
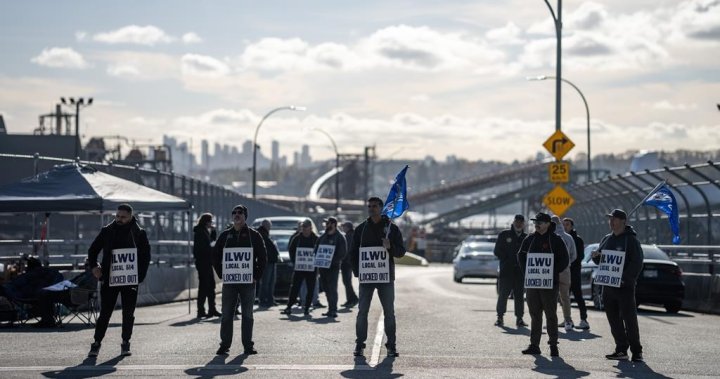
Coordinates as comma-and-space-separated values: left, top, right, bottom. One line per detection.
643, 184, 681, 244
382, 165, 409, 219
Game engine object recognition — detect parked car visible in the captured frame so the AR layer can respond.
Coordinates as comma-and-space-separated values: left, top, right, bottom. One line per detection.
250, 216, 318, 234
463, 234, 498, 244
581, 243, 685, 313
453, 241, 499, 283
269, 229, 297, 299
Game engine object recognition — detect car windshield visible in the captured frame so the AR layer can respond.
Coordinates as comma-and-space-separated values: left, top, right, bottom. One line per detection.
274, 234, 293, 251
460, 242, 495, 254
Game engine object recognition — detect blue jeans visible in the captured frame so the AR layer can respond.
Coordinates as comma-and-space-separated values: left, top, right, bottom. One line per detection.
259, 263, 276, 306
220, 283, 255, 350
355, 282, 396, 347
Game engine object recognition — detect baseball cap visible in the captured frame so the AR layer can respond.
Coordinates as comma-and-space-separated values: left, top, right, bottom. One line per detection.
323, 216, 338, 224
530, 212, 552, 223
301, 219, 312, 227
607, 209, 627, 220
514, 214, 525, 221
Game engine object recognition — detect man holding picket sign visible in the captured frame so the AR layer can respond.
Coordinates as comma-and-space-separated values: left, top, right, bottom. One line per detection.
212, 204, 267, 356
517, 212, 569, 357
591, 208, 644, 362
315, 216, 347, 318
282, 219, 319, 316
87, 203, 151, 358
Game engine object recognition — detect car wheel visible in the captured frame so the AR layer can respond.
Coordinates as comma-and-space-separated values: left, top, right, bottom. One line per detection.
665, 302, 682, 313
592, 283, 604, 311
453, 275, 462, 283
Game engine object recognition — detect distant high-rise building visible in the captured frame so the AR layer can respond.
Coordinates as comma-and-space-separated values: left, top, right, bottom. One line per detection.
300, 144, 311, 168
272, 140, 279, 163
201, 140, 209, 170
242, 140, 252, 154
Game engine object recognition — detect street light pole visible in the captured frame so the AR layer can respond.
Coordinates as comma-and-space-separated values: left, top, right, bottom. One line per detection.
527, 75, 591, 180
543, 0, 562, 132
252, 105, 306, 198
60, 97, 93, 160
310, 128, 341, 215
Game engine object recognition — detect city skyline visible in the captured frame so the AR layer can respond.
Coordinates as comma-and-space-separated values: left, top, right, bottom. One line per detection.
1, 1, 718, 163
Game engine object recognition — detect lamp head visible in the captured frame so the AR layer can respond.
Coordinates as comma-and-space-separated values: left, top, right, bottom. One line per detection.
289, 105, 307, 111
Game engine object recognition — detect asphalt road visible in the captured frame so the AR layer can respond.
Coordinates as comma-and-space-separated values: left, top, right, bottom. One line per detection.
0, 264, 717, 378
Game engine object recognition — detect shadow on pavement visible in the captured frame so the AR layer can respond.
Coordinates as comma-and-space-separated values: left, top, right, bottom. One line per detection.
1, 323, 92, 333
184, 354, 248, 378
169, 317, 205, 327
558, 330, 602, 341
308, 316, 340, 325
41, 355, 126, 378
532, 355, 590, 379
500, 326, 531, 336
614, 360, 674, 379
340, 356, 402, 378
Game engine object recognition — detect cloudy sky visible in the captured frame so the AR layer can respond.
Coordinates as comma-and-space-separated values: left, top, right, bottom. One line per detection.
1, 0, 718, 163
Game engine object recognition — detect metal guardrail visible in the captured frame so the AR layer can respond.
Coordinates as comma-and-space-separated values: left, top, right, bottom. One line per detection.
565, 161, 720, 246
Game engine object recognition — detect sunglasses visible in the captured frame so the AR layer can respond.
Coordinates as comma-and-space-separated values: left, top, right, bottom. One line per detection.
533, 221, 548, 226
231, 211, 244, 215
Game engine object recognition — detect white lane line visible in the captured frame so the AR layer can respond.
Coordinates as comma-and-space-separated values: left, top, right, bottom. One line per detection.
0, 364, 373, 372
369, 311, 384, 366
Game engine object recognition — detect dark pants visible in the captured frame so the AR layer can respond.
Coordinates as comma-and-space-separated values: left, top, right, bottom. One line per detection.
341, 260, 358, 303
603, 285, 642, 355
287, 271, 316, 309
356, 283, 396, 347
496, 270, 524, 318
259, 263, 276, 306
526, 287, 559, 347
569, 263, 588, 320
37, 289, 71, 323
196, 263, 217, 314
319, 266, 340, 313
94, 284, 138, 343
220, 283, 255, 350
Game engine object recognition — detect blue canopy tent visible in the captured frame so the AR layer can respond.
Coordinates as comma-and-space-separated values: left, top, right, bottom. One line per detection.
0, 163, 195, 312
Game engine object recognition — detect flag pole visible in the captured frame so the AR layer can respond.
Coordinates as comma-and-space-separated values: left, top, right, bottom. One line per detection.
627, 179, 667, 218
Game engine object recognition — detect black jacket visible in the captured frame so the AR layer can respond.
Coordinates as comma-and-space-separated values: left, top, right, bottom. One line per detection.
315, 231, 347, 270
212, 225, 267, 281
342, 229, 354, 263
289, 232, 318, 268
517, 222, 569, 289
568, 229, 585, 268
494, 228, 527, 276
257, 226, 280, 264
350, 216, 406, 281
193, 225, 217, 269
592, 225, 644, 288
87, 217, 151, 284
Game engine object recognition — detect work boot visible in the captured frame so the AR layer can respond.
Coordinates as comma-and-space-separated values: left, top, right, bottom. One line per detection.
120, 341, 132, 357
522, 345, 541, 355
353, 343, 365, 357
208, 308, 221, 318
386, 344, 399, 357
516, 318, 528, 327
216, 345, 230, 355
88, 342, 101, 358
494, 315, 503, 326
550, 345, 559, 357
197, 309, 207, 319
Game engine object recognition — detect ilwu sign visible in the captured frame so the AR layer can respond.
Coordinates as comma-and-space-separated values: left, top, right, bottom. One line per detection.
314, 244, 335, 269
110, 248, 138, 287
524, 253, 554, 289
595, 250, 625, 288
359, 246, 390, 283
295, 247, 315, 271
222, 247, 253, 284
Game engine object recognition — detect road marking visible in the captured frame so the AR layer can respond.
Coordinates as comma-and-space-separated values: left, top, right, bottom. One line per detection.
0, 364, 373, 372
369, 311, 384, 366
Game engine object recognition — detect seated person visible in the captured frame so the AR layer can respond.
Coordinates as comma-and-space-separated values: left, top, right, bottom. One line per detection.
0, 257, 63, 302
33, 259, 99, 328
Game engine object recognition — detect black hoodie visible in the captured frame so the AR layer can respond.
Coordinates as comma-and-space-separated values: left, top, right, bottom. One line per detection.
193, 224, 217, 269
517, 222, 569, 289
592, 225, 644, 288
87, 216, 151, 284
212, 225, 267, 282
350, 216, 405, 282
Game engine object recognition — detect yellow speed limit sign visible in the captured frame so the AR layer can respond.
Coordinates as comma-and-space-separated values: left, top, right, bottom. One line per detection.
548, 161, 570, 183
543, 185, 575, 216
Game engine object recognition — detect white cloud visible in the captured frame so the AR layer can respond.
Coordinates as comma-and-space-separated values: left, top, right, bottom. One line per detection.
93, 25, 174, 45
182, 32, 203, 44
31, 47, 89, 69
485, 22, 525, 45
651, 100, 699, 111
128, 117, 167, 127
181, 54, 230, 78
99, 51, 181, 80
107, 63, 141, 78
75, 31, 87, 41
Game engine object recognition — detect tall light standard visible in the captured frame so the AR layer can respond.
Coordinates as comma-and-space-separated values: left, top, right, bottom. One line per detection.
542, 0, 563, 132
60, 97, 93, 159
252, 105, 306, 197
527, 75, 591, 180
309, 128, 341, 215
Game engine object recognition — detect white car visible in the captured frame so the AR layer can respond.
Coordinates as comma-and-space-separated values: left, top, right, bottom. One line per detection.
250, 216, 318, 234
453, 241, 499, 283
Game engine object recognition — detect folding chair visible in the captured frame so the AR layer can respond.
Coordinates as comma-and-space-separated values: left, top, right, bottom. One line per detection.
57, 288, 98, 327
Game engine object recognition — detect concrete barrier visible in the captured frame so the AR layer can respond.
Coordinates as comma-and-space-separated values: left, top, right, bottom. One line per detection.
681, 273, 720, 314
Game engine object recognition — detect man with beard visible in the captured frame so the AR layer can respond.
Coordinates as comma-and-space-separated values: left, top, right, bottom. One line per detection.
340, 221, 359, 308
212, 204, 267, 355
518, 212, 568, 357
351, 197, 406, 358
87, 204, 151, 357
315, 217, 347, 318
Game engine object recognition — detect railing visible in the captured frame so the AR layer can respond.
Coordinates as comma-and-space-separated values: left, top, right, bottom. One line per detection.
657, 245, 719, 275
